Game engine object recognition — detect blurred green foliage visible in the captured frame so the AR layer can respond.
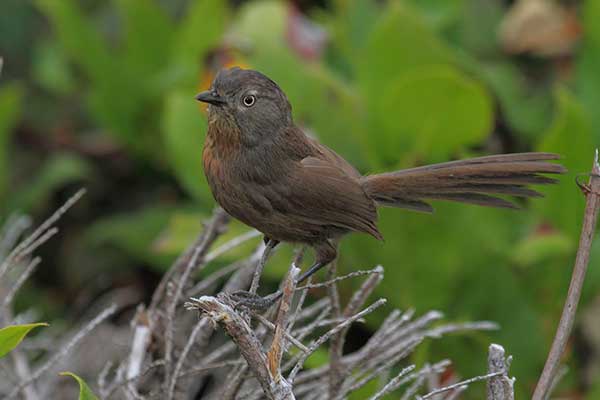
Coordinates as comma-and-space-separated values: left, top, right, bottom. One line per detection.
1, 0, 599, 398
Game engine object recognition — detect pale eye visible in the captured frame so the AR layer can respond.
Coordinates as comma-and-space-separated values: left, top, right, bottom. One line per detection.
243, 95, 256, 107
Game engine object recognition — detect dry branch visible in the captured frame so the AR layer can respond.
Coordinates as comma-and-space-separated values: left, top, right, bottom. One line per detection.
0, 186, 536, 400
487, 344, 515, 400
185, 294, 289, 399
532, 152, 600, 400
0, 188, 85, 282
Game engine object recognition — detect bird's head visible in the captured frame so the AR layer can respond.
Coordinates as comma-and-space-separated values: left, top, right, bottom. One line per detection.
196, 67, 293, 146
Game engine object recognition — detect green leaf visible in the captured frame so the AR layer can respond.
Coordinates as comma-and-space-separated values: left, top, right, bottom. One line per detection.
576, 0, 600, 142
230, 0, 287, 52
452, 263, 545, 384
586, 379, 600, 400
480, 62, 553, 140
31, 40, 76, 95
374, 66, 493, 166
535, 88, 595, 238
512, 231, 573, 267
86, 206, 181, 271
348, 203, 524, 311
153, 211, 206, 255
7, 153, 92, 213
114, 0, 174, 80
155, 213, 258, 264
162, 90, 213, 203
60, 372, 99, 400
407, 0, 465, 30
455, 0, 504, 55
35, 0, 142, 152
35, 0, 113, 85
0, 82, 23, 199
169, 0, 226, 87
0, 323, 48, 359
356, 2, 454, 100
328, 0, 381, 66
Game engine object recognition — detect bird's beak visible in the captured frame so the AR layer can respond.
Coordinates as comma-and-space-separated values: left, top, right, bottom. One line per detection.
195, 90, 227, 106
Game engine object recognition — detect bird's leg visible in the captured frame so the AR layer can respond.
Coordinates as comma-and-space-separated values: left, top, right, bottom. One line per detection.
229, 237, 279, 309
231, 240, 337, 310
248, 237, 279, 294
296, 240, 337, 284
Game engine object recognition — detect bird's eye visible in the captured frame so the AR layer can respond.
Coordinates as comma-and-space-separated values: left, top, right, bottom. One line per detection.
243, 95, 256, 107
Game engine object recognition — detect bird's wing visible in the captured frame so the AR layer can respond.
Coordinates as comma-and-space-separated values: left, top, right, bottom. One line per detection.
270, 156, 382, 240
308, 138, 362, 179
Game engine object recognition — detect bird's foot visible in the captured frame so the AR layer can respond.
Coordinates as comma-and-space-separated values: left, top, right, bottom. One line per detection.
229, 290, 283, 311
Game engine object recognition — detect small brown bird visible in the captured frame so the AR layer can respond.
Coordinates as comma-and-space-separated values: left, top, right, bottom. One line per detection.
196, 67, 565, 305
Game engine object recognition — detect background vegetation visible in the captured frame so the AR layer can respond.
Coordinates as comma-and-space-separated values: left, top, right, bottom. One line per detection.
1, 0, 599, 398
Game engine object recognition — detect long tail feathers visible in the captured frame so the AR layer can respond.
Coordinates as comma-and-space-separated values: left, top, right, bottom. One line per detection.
361, 152, 566, 213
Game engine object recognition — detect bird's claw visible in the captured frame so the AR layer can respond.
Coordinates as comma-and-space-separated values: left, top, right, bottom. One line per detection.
229, 290, 282, 311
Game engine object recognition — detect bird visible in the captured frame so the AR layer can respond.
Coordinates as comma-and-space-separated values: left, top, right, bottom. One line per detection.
196, 67, 565, 307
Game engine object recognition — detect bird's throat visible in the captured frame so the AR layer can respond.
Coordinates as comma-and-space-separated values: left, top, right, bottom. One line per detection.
205, 117, 243, 159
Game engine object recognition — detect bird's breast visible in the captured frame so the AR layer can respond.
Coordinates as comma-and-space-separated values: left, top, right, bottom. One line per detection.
203, 128, 275, 220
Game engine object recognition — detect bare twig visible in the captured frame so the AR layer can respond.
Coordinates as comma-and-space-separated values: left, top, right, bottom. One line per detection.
548, 365, 568, 399
533, 151, 600, 400
420, 371, 504, 399
400, 361, 451, 400
163, 209, 229, 390
2, 257, 41, 310
126, 307, 151, 399
11, 350, 39, 400
177, 360, 245, 378
98, 361, 113, 398
188, 246, 263, 297
17, 227, 58, 263
426, 321, 499, 337
185, 296, 276, 398
251, 312, 309, 353
327, 254, 344, 399
166, 318, 209, 400
289, 298, 387, 383
105, 360, 165, 399
294, 267, 382, 292
446, 385, 468, 400
0, 215, 31, 260
367, 365, 415, 400
339, 337, 422, 399
286, 250, 308, 318
332, 265, 384, 398
150, 208, 228, 310
248, 239, 276, 295
267, 264, 300, 390
0, 189, 85, 282
204, 229, 261, 263
221, 364, 249, 400
127, 307, 151, 380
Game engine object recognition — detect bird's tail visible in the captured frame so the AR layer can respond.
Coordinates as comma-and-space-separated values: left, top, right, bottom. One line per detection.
361, 152, 566, 213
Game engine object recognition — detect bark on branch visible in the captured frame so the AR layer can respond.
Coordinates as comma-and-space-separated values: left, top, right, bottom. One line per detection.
533, 151, 600, 400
